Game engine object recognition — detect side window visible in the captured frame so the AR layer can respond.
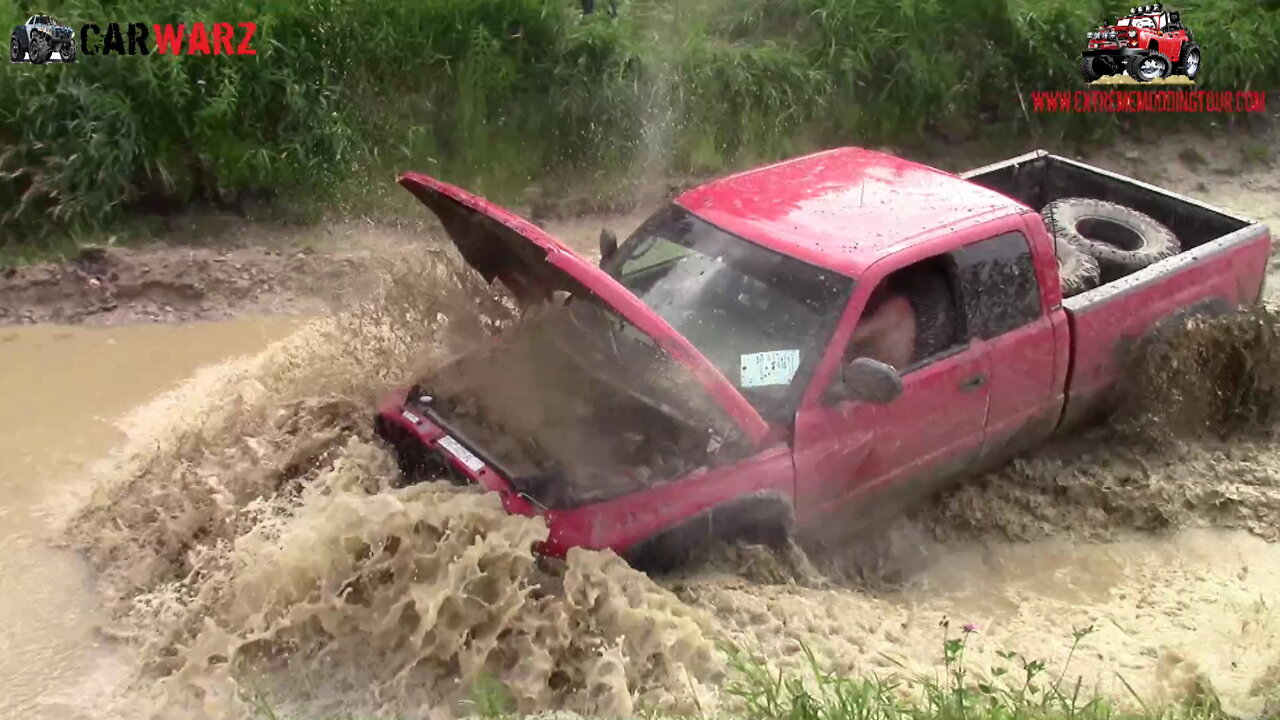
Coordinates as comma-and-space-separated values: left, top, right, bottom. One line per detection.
843, 255, 966, 373
949, 232, 1041, 340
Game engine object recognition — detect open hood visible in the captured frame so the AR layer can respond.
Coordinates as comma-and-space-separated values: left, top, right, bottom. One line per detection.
398, 172, 770, 444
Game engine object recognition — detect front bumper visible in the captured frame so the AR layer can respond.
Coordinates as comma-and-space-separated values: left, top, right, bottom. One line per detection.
1082, 48, 1155, 59
375, 392, 528, 499
372, 391, 712, 559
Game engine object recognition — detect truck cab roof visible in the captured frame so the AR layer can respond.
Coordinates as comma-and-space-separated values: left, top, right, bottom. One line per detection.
675, 147, 1028, 276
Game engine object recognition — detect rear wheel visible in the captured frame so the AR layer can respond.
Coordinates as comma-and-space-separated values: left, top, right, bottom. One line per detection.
1127, 53, 1167, 82
9, 34, 21, 63
1179, 45, 1201, 79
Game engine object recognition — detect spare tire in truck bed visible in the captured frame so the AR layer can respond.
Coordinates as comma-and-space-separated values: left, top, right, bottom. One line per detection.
1042, 198, 1181, 279
1054, 237, 1101, 297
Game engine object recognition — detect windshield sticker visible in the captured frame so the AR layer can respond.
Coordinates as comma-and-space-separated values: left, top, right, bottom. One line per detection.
740, 349, 801, 388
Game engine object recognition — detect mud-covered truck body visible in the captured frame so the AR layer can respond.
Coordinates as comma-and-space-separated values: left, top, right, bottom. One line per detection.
376, 147, 1271, 564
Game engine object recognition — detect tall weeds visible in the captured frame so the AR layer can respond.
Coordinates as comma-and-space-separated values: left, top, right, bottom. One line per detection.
1, 0, 1276, 248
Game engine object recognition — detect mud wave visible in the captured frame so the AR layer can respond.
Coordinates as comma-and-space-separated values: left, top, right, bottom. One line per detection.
924, 308, 1280, 544
65, 251, 721, 718
1121, 307, 1280, 441
63, 252, 1280, 718
146, 463, 717, 719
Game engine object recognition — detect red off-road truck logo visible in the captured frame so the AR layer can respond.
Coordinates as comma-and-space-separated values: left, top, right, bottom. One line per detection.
1081, 3, 1201, 83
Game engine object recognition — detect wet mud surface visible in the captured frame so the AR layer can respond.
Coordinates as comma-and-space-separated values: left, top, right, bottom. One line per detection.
0, 211, 649, 327
40, 256, 1280, 719
0, 246, 349, 326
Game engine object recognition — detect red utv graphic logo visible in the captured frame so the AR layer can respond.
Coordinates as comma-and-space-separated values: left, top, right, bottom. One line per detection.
10, 13, 76, 63
10, 11, 256, 63
1080, 3, 1201, 84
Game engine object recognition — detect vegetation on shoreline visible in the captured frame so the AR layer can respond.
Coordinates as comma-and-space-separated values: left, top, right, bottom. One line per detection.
243, 624, 1275, 719
2, 0, 1277, 253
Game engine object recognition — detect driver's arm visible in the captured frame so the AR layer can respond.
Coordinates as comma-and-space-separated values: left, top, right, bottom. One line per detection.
848, 293, 916, 369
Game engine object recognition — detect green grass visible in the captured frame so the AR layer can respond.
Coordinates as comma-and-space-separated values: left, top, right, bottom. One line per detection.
2, 0, 1278, 257
241, 624, 1275, 720
720, 624, 1221, 720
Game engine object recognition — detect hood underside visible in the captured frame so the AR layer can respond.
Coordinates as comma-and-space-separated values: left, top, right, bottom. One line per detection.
407, 302, 756, 508
398, 171, 769, 443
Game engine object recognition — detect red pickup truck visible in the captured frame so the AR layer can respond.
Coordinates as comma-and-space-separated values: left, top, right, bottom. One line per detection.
375, 147, 1272, 567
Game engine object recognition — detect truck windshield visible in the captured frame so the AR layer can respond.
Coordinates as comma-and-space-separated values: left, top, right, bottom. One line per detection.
604, 205, 853, 421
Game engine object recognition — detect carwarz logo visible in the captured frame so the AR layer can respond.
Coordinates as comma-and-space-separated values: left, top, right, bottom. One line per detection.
11, 11, 257, 64
146, 23, 257, 56
10, 13, 76, 63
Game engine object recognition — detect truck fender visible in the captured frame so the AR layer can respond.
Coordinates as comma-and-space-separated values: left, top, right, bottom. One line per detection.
1148, 296, 1233, 336
621, 490, 794, 572
11, 26, 29, 51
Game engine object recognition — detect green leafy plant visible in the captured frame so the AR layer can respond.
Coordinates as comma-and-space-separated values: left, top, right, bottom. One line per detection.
2, 0, 1276, 253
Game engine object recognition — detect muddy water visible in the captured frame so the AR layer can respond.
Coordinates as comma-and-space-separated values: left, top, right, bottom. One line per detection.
0, 319, 299, 719
686, 530, 1280, 713
3, 241, 1280, 718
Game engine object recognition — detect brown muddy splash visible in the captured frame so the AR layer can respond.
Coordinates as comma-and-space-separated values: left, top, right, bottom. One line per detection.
148, 466, 716, 719
925, 308, 1280, 544
1120, 307, 1280, 441
65, 250, 721, 719
66, 250, 507, 598
63, 253, 1280, 718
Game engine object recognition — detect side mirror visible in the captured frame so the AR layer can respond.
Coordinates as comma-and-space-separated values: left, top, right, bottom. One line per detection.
840, 357, 903, 404
599, 229, 618, 266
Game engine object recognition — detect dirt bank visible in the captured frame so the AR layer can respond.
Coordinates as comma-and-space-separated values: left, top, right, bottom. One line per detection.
0, 216, 451, 326
0, 211, 650, 326
0, 245, 362, 325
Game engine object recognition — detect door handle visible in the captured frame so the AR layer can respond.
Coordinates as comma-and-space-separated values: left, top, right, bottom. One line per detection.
959, 374, 986, 391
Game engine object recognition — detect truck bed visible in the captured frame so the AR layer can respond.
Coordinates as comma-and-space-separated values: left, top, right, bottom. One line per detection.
963, 151, 1273, 426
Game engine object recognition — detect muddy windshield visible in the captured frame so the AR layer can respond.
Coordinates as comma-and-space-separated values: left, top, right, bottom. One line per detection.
604, 205, 853, 421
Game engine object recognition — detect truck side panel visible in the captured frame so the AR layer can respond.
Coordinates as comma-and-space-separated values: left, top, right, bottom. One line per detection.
1059, 224, 1271, 428
971, 212, 1072, 469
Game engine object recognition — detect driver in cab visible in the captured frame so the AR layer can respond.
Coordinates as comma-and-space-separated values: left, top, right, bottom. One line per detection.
846, 284, 915, 370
